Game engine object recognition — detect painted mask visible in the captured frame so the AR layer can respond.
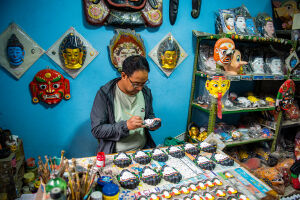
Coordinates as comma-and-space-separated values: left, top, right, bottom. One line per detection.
236, 16, 246, 33
264, 20, 275, 38
226, 50, 247, 74
7, 34, 25, 67
109, 29, 146, 71
246, 18, 256, 35
205, 76, 230, 99
224, 14, 235, 31
158, 35, 179, 70
29, 69, 70, 105
59, 33, 86, 69
252, 57, 265, 74
270, 58, 283, 74
214, 38, 235, 66
276, 79, 295, 111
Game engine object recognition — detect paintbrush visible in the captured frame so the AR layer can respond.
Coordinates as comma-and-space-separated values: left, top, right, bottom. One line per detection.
49, 156, 54, 172
124, 110, 134, 117
65, 162, 75, 200
59, 150, 65, 168
72, 158, 81, 199
84, 173, 97, 197
83, 164, 92, 193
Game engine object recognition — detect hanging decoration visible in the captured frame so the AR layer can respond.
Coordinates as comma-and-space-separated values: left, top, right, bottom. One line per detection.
169, 0, 179, 25
205, 75, 230, 119
276, 79, 295, 111
82, 0, 163, 28
255, 13, 276, 38
213, 38, 235, 72
109, 29, 146, 72
149, 33, 187, 77
29, 68, 71, 105
46, 27, 98, 79
0, 23, 44, 79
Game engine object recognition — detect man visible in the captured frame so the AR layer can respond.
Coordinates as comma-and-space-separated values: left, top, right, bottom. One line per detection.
90, 55, 161, 154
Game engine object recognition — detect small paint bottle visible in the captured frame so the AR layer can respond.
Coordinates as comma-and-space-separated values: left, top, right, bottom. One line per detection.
96, 152, 105, 168
102, 183, 119, 200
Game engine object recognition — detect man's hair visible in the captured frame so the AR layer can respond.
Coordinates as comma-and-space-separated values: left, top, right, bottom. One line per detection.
122, 55, 150, 76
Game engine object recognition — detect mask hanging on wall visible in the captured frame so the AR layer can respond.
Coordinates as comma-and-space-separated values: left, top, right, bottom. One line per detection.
29, 68, 71, 105
0, 23, 44, 79
109, 29, 146, 72
82, 0, 163, 28
169, 0, 179, 25
205, 75, 230, 119
276, 79, 295, 111
46, 27, 98, 79
149, 33, 187, 77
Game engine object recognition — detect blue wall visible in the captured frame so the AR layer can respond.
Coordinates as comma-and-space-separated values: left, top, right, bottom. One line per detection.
0, 0, 272, 159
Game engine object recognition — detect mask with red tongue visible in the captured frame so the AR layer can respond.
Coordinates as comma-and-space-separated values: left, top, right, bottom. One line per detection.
205, 75, 230, 119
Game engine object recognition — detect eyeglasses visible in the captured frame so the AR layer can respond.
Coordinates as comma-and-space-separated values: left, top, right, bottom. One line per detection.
128, 77, 150, 88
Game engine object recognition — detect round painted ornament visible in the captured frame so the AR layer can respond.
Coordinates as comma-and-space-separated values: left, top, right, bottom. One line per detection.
211, 153, 234, 166
193, 155, 216, 170
161, 165, 182, 184
29, 69, 70, 105
117, 169, 139, 189
183, 143, 200, 155
132, 150, 151, 165
151, 148, 168, 162
140, 166, 161, 186
197, 142, 217, 153
166, 145, 185, 158
113, 152, 132, 168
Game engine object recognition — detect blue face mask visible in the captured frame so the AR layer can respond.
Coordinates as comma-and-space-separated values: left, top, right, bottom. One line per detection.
245, 19, 256, 35
7, 46, 25, 66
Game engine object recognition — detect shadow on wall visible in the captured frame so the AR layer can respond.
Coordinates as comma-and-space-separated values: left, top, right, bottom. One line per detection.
64, 119, 98, 158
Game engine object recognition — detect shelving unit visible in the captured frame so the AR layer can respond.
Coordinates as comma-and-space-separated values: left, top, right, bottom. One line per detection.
186, 31, 297, 151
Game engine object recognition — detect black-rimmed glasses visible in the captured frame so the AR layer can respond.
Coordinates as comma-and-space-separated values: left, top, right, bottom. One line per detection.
128, 77, 150, 88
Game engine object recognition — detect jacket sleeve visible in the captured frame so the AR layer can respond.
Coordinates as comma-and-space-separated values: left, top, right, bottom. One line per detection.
145, 87, 156, 119
90, 89, 129, 142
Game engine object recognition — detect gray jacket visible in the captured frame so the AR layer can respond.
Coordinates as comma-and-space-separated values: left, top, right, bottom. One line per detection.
90, 78, 156, 154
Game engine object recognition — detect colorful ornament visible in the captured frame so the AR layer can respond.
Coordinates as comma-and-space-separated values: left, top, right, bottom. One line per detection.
140, 166, 161, 186
113, 152, 132, 168
225, 50, 247, 75
197, 181, 207, 190
183, 143, 200, 155
0, 23, 44, 79
109, 29, 146, 71
179, 185, 190, 194
161, 190, 172, 199
149, 33, 187, 77
255, 13, 276, 38
193, 155, 216, 170
133, 150, 151, 165
117, 169, 139, 189
46, 27, 98, 79
276, 79, 295, 111
151, 148, 168, 162
166, 145, 185, 158
29, 69, 70, 105
161, 165, 182, 183
198, 142, 217, 153
211, 153, 234, 166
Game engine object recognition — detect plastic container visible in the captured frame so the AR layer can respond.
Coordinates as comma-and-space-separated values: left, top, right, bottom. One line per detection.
102, 183, 119, 200
96, 152, 105, 167
91, 191, 103, 200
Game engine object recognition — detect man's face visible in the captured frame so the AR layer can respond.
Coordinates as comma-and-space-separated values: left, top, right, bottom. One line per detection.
264, 21, 275, 37
123, 70, 148, 96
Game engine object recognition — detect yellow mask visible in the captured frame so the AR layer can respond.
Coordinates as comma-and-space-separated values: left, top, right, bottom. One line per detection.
161, 50, 177, 69
205, 76, 230, 99
63, 48, 83, 69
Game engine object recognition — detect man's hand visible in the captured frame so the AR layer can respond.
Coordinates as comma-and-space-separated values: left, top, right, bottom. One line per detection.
127, 116, 144, 130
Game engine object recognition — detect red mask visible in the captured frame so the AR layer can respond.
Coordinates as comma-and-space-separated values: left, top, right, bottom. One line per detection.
30, 69, 70, 105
